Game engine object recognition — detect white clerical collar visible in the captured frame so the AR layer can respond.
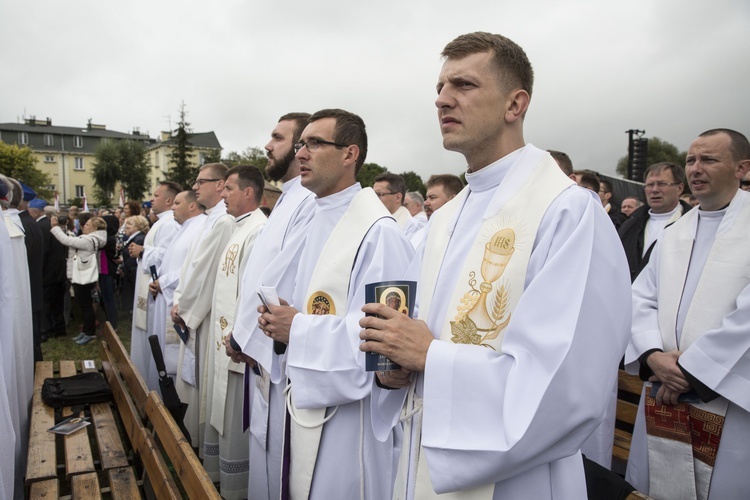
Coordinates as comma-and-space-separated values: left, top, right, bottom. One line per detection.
697, 205, 728, 220
206, 199, 227, 216
649, 204, 681, 220
315, 183, 360, 210
281, 176, 301, 193
182, 214, 202, 228
465, 147, 524, 193
156, 209, 173, 220
36, 214, 47, 222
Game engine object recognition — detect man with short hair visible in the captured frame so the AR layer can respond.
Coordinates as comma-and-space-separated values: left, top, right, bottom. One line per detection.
172, 163, 235, 449
359, 32, 630, 498
258, 108, 413, 499
129, 181, 181, 392
618, 162, 691, 282
404, 191, 428, 247
599, 179, 627, 229
374, 172, 412, 227
203, 165, 267, 499
548, 149, 575, 178
424, 174, 463, 219
625, 129, 750, 498
16, 188, 44, 361
574, 169, 600, 192
149, 191, 206, 381
620, 196, 643, 217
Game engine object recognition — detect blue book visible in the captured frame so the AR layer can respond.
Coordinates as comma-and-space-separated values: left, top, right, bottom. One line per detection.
364, 280, 417, 372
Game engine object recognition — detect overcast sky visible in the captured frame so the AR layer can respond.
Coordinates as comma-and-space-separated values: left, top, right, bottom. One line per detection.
2, 0, 748, 180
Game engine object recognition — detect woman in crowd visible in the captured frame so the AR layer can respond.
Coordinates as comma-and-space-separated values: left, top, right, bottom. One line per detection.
120, 215, 149, 314
50, 215, 107, 345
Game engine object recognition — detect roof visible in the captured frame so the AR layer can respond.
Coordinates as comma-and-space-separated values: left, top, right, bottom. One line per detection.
154, 131, 222, 150
0, 122, 151, 141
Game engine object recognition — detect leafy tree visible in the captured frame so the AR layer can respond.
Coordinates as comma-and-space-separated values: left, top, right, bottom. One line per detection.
92, 141, 121, 205
224, 147, 269, 177
118, 140, 150, 201
400, 171, 425, 196
165, 102, 197, 188
202, 149, 222, 165
356, 162, 387, 187
0, 142, 52, 199
92, 140, 151, 205
615, 137, 686, 179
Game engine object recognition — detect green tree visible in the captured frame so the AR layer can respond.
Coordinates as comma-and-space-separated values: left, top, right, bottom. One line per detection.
615, 137, 686, 179
400, 171, 425, 196
0, 142, 52, 199
165, 102, 197, 188
92, 141, 121, 206
118, 140, 151, 201
223, 147, 269, 180
202, 149, 222, 165
356, 162, 387, 187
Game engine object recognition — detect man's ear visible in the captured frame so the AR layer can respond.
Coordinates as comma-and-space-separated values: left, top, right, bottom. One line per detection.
505, 89, 530, 123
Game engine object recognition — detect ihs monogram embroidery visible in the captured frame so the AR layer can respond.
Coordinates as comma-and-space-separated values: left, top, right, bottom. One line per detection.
222, 244, 239, 276
450, 228, 514, 349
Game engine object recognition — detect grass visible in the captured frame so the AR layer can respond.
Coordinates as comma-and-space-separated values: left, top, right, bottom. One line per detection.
42, 303, 133, 365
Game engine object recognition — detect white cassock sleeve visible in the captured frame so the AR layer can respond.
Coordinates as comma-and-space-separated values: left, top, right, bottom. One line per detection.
286, 222, 414, 409
678, 282, 750, 412
624, 243, 665, 372
177, 216, 235, 330
142, 219, 179, 272
420, 192, 632, 491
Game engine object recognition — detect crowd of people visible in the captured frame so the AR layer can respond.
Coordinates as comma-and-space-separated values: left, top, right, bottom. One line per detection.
2, 31, 750, 500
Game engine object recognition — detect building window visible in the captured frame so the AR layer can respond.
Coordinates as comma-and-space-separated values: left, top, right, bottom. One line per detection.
74, 157, 84, 170
74, 136, 83, 148
75, 185, 85, 198
47, 184, 56, 191
18, 132, 28, 145
44, 134, 54, 146
45, 155, 55, 163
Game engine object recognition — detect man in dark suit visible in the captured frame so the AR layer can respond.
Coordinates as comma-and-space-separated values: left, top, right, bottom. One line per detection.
14, 186, 44, 362
28, 199, 69, 342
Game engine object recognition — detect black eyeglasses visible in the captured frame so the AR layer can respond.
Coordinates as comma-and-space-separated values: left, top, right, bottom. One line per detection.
193, 178, 222, 186
644, 181, 680, 191
375, 191, 397, 198
294, 138, 348, 154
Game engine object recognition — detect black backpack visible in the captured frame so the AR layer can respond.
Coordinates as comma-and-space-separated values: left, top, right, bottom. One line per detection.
41, 372, 113, 408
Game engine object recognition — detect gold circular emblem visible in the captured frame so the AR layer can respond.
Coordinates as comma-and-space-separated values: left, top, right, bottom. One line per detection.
219, 316, 228, 330
307, 292, 335, 316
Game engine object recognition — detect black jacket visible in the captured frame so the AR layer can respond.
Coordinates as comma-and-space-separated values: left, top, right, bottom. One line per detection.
37, 215, 68, 284
618, 200, 693, 282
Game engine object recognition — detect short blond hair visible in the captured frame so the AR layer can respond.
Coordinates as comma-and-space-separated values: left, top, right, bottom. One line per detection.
126, 215, 150, 234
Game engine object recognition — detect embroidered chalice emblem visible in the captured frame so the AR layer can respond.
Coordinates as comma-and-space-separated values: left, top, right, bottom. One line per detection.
451, 228, 514, 349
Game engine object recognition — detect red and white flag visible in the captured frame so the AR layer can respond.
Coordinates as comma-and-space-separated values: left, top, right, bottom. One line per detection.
54, 192, 60, 211
119, 187, 125, 208
82, 191, 89, 212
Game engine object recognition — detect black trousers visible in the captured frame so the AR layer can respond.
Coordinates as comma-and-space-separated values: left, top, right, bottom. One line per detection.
73, 282, 97, 336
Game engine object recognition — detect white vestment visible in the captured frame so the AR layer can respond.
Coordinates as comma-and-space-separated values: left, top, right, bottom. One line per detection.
625, 189, 750, 500
284, 184, 414, 500
154, 214, 207, 379
373, 145, 632, 499
175, 200, 235, 448
130, 210, 179, 392
404, 211, 427, 248
3, 209, 33, 497
202, 209, 266, 499
0, 206, 18, 500
236, 176, 315, 500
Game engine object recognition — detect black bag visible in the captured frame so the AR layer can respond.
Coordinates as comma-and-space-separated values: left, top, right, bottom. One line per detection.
41, 372, 113, 408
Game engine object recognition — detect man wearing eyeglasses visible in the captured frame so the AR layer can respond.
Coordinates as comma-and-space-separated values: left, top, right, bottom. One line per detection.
257, 108, 414, 499
618, 162, 692, 282
624, 129, 750, 499
171, 162, 235, 450
359, 32, 630, 499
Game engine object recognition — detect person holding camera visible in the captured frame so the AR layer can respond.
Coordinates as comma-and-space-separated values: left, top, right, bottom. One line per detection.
50, 215, 107, 345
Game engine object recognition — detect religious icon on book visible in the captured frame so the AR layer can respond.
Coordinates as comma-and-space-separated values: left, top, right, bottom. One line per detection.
364, 280, 417, 372
48, 415, 91, 435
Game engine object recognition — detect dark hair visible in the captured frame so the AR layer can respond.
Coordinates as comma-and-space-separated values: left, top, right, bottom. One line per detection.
124, 200, 141, 217
698, 128, 750, 163
644, 162, 686, 185
600, 180, 613, 193
373, 172, 406, 200
574, 170, 600, 192
279, 112, 312, 143
308, 109, 368, 173
442, 32, 534, 98
547, 150, 573, 176
159, 181, 182, 199
226, 165, 265, 204
426, 174, 464, 197
8, 178, 22, 208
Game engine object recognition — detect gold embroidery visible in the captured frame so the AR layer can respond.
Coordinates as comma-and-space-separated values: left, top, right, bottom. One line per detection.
451, 228, 515, 349
219, 316, 228, 331
136, 296, 147, 311
307, 292, 335, 315
222, 243, 240, 276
